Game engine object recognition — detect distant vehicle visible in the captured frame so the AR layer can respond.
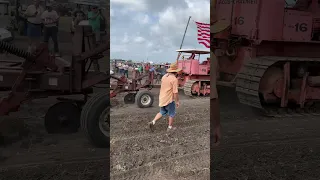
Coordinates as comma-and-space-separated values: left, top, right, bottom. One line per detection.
176, 49, 210, 97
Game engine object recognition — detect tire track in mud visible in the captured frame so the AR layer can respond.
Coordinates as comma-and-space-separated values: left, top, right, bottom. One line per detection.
214, 135, 320, 150
111, 136, 209, 174
111, 116, 209, 139
111, 150, 209, 180
0, 156, 109, 170
110, 107, 209, 125
110, 123, 209, 145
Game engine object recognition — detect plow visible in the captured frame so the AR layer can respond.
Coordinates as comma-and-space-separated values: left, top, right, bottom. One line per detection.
212, 0, 320, 117
0, 25, 111, 147
0, 23, 155, 148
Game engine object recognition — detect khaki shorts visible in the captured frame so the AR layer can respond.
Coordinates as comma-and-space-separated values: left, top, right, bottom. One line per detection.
211, 52, 218, 99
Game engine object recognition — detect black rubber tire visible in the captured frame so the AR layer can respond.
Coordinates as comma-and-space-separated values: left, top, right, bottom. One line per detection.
80, 92, 109, 148
44, 102, 80, 134
135, 90, 154, 108
124, 93, 136, 104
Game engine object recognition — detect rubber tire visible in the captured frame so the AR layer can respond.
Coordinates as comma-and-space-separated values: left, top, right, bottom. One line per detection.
124, 93, 136, 104
135, 90, 154, 108
80, 92, 109, 148
44, 102, 81, 134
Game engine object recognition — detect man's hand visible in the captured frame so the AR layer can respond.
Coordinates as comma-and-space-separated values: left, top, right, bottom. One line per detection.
176, 101, 180, 108
213, 125, 221, 146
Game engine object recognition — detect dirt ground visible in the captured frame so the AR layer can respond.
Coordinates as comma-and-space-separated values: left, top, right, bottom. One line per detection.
213, 87, 320, 180
110, 89, 210, 180
111, 86, 320, 180
0, 93, 109, 180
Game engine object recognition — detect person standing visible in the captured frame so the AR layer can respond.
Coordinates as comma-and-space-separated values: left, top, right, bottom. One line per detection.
41, 3, 60, 57
211, 0, 230, 145
88, 6, 101, 46
148, 62, 181, 132
24, 0, 44, 53
123, 63, 129, 78
145, 63, 150, 73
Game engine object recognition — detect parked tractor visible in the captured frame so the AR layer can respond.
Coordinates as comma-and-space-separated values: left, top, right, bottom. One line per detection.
212, 0, 320, 116
176, 49, 211, 97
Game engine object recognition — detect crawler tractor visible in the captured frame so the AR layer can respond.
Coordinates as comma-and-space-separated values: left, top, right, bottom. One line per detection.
176, 49, 211, 97
212, 0, 320, 116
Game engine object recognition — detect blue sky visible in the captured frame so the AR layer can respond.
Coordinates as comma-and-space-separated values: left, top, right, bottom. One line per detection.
110, 0, 210, 63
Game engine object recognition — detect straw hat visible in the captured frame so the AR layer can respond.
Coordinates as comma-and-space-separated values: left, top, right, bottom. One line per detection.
166, 62, 181, 73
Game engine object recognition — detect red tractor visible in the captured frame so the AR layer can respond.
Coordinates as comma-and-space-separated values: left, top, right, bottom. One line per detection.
212, 0, 320, 116
176, 49, 211, 97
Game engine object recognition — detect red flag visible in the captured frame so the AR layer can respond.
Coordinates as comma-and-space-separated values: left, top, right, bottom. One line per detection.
195, 21, 210, 48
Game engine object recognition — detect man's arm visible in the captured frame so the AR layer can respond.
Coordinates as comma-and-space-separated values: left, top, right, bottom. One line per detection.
24, 6, 35, 17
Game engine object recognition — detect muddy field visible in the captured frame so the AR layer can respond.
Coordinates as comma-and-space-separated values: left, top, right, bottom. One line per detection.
0, 93, 109, 180
213, 87, 320, 180
110, 89, 210, 180
110, 86, 320, 180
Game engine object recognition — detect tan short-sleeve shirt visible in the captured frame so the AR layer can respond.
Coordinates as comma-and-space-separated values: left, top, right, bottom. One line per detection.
159, 73, 179, 107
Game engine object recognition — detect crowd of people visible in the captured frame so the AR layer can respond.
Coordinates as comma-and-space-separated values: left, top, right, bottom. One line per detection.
23, 0, 105, 56
114, 62, 168, 83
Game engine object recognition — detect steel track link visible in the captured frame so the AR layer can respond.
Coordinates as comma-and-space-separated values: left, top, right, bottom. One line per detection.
235, 56, 320, 117
110, 150, 209, 180
183, 79, 210, 99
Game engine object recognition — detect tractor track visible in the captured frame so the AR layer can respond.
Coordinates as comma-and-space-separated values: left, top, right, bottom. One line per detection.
111, 150, 209, 180
236, 56, 320, 117
111, 123, 209, 148
111, 136, 209, 174
183, 80, 210, 99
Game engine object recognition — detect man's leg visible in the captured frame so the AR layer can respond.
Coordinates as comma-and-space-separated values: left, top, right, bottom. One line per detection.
27, 23, 33, 53
43, 27, 50, 43
167, 101, 176, 130
51, 27, 59, 55
149, 106, 167, 132
211, 53, 221, 145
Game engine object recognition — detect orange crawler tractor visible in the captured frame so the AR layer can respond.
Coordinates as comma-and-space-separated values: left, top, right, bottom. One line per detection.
212, 0, 320, 116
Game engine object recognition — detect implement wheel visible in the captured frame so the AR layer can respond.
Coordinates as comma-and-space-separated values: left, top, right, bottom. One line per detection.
135, 90, 154, 108
124, 93, 136, 104
44, 102, 81, 134
81, 92, 109, 148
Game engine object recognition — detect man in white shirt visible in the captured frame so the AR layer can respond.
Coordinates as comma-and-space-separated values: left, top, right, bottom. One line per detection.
41, 3, 60, 56
118, 63, 123, 75
123, 63, 129, 78
24, 0, 44, 53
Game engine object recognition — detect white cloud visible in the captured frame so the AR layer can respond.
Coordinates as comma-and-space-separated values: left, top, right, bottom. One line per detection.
133, 36, 145, 43
121, 33, 129, 43
111, 0, 147, 11
110, 8, 114, 17
134, 14, 150, 24
110, 0, 210, 63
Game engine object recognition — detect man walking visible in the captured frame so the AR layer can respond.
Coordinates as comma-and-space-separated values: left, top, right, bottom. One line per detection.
148, 62, 181, 132
41, 3, 60, 57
